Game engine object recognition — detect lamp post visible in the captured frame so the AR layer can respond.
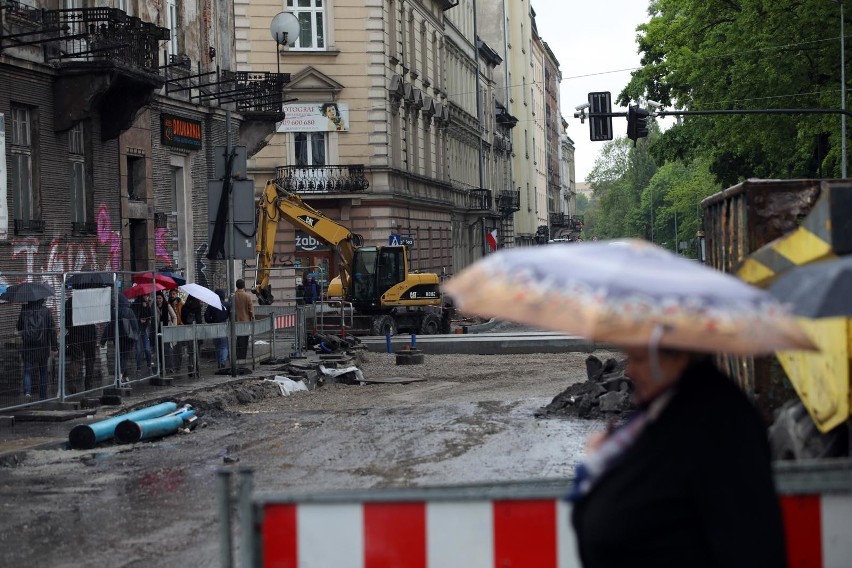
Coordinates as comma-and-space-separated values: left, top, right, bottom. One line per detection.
269, 12, 299, 75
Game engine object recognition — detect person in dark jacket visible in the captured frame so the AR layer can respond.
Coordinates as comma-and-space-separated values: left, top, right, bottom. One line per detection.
17, 299, 58, 399
100, 295, 138, 384
204, 289, 230, 368
155, 291, 177, 374
180, 296, 203, 374
303, 275, 319, 305
569, 347, 787, 568
132, 294, 155, 375
65, 295, 99, 393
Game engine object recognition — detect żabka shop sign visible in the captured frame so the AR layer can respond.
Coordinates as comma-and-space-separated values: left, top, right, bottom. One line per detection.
161, 114, 203, 150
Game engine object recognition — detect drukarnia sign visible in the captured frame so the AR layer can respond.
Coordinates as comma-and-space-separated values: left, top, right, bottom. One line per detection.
161, 114, 203, 150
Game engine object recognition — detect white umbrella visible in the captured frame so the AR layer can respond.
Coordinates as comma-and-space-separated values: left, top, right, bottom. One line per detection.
180, 283, 223, 310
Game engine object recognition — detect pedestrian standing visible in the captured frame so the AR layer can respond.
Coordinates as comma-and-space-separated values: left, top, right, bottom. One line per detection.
101, 295, 138, 384
65, 295, 99, 393
303, 275, 319, 304
168, 288, 185, 372
133, 294, 154, 374
234, 279, 254, 360
204, 289, 230, 368
180, 296, 203, 374
17, 299, 58, 400
155, 292, 177, 374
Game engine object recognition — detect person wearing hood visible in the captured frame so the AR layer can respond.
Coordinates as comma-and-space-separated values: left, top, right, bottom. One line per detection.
17, 299, 58, 399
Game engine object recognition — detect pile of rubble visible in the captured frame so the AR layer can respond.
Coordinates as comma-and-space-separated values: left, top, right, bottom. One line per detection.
535, 355, 635, 420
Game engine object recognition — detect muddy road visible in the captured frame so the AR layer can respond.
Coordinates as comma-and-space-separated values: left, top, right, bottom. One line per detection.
0, 349, 619, 567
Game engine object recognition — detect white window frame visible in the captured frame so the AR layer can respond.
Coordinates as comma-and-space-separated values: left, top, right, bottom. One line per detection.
166, 0, 178, 56
286, 0, 326, 50
10, 106, 35, 223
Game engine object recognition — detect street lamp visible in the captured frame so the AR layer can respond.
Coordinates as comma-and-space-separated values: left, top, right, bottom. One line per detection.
269, 12, 299, 75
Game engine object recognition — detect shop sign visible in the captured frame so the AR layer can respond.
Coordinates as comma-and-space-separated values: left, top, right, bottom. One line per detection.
161, 114, 202, 150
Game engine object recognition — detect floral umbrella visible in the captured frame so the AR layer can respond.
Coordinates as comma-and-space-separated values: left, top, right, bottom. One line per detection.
441, 239, 815, 355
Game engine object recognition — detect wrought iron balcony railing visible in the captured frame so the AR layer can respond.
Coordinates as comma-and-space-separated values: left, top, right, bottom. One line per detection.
551, 213, 585, 231
275, 165, 370, 194
14, 218, 44, 235
467, 189, 493, 212
497, 190, 521, 213
228, 71, 289, 114
42, 8, 168, 74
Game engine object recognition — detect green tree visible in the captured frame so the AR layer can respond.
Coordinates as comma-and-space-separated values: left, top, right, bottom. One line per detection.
587, 129, 659, 239
621, 1, 847, 185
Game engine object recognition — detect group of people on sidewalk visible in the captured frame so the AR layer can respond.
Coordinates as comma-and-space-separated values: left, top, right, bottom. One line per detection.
19, 278, 256, 399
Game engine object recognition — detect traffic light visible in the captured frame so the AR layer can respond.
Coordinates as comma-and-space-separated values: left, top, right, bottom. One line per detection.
626, 105, 650, 144
588, 91, 613, 141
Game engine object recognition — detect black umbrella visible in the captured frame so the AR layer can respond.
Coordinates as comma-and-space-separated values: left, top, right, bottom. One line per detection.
0, 282, 55, 303
768, 257, 852, 318
68, 272, 114, 289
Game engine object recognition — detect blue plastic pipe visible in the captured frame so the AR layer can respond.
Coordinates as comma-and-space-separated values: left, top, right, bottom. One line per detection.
411, 333, 417, 348
69, 401, 178, 449
114, 410, 197, 444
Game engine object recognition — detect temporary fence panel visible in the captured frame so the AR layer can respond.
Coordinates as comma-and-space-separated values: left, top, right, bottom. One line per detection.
0, 271, 66, 410
247, 460, 852, 568
255, 305, 300, 357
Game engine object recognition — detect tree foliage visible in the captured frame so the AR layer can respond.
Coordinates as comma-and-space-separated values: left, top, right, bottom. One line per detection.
620, 0, 848, 185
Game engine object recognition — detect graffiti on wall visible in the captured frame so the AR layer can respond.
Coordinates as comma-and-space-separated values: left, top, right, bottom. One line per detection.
1, 203, 126, 286
155, 227, 171, 264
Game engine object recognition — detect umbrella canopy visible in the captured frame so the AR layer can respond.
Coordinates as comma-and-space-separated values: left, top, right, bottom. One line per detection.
441, 239, 815, 356
68, 272, 114, 289
768, 257, 852, 319
158, 271, 187, 286
124, 282, 166, 298
0, 281, 55, 303
133, 272, 178, 290
180, 283, 223, 310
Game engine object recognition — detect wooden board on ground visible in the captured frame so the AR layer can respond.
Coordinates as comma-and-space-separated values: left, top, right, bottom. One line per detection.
360, 377, 427, 384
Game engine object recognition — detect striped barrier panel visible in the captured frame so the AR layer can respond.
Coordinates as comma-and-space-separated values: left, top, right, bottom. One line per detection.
274, 314, 297, 329
253, 462, 852, 568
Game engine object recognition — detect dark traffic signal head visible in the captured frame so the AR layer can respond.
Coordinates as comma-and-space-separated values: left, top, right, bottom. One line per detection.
626, 105, 650, 144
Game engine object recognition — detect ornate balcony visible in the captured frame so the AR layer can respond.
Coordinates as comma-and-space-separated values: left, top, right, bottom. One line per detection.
497, 190, 521, 214
40, 7, 169, 138
467, 189, 493, 212
275, 165, 370, 194
550, 213, 585, 231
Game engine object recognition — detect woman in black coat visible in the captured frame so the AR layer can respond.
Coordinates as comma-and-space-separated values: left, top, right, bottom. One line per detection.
569, 347, 787, 568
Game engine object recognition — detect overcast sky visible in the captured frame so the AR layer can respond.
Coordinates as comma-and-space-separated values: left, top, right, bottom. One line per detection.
536, 1, 652, 182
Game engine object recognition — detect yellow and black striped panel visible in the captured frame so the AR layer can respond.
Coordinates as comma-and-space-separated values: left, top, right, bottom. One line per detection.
737, 183, 852, 287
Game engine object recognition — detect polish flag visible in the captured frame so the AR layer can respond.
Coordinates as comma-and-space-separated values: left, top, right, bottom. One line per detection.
486, 229, 498, 252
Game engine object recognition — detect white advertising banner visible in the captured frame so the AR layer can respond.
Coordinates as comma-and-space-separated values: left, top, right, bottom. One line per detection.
277, 103, 349, 133
72, 288, 112, 326
0, 113, 7, 240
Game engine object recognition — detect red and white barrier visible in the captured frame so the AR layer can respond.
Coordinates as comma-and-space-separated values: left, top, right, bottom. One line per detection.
274, 314, 297, 329
260, 494, 852, 568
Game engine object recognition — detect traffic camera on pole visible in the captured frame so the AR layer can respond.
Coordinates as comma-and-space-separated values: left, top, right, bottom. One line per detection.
626, 105, 650, 145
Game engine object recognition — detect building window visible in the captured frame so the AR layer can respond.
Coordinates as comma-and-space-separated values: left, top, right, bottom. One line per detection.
166, 0, 178, 56
294, 132, 327, 166
286, 0, 325, 50
69, 122, 89, 226
9, 105, 39, 227
128, 156, 146, 201
117, 0, 133, 16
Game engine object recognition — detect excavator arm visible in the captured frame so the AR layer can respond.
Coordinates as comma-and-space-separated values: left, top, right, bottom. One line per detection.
254, 180, 363, 304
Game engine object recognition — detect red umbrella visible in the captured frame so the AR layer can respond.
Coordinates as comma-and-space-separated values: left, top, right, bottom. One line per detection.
124, 282, 166, 298
133, 272, 178, 290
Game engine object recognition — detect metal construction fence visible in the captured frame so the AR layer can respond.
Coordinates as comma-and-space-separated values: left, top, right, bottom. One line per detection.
0, 270, 305, 413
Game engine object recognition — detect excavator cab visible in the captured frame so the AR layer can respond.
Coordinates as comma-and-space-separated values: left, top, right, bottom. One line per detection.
349, 246, 407, 311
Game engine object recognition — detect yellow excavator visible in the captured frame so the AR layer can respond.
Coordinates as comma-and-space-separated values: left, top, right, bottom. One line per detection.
254, 179, 447, 335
